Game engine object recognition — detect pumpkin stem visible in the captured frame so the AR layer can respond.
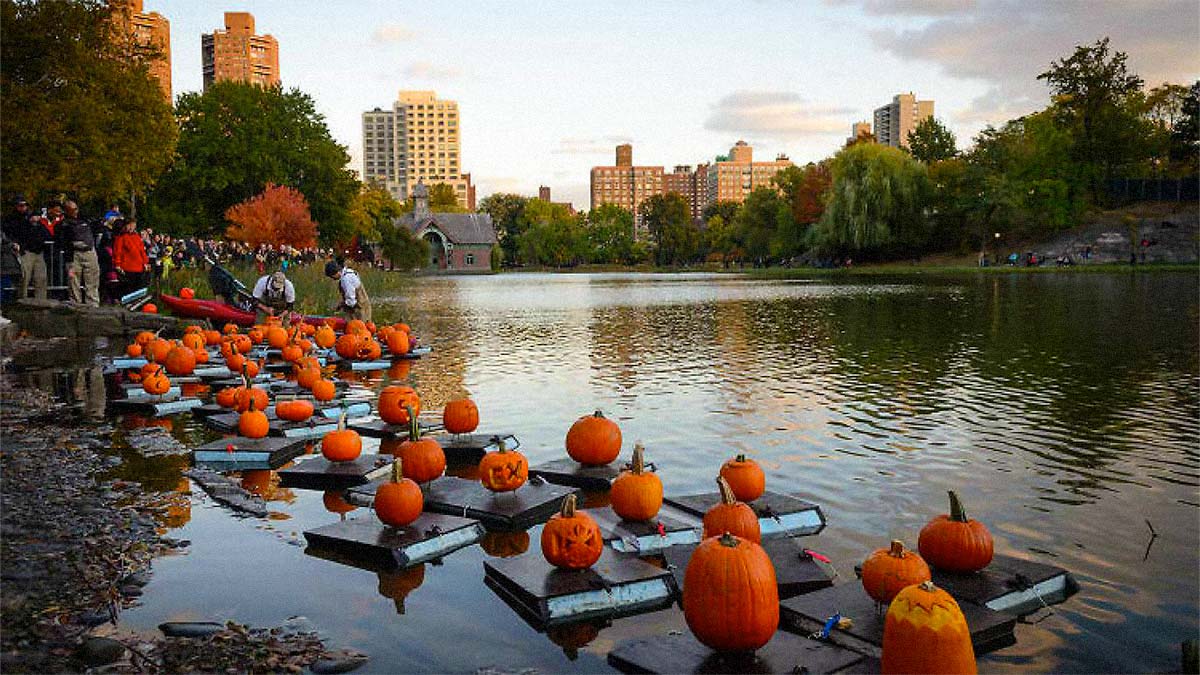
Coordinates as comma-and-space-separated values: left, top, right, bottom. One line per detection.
593, 409, 605, 418
719, 532, 740, 548
716, 476, 738, 505
337, 411, 346, 432
631, 443, 645, 475
406, 405, 420, 441
561, 493, 577, 517
735, 453, 748, 463
918, 580, 936, 592
391, 457, 404, 483
889, 540, 906, 558
496, 438, 507, 453
948, 490, 969, 522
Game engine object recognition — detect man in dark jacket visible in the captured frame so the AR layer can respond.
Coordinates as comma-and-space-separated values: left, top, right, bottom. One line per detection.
55, 200, 100, 306
1, 195, 50, 300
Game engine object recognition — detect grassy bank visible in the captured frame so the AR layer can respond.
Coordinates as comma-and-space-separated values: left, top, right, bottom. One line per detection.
163, 263, 421, 323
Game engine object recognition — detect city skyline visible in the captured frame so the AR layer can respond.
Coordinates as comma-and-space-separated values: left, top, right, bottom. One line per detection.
150, 0, 1199, 209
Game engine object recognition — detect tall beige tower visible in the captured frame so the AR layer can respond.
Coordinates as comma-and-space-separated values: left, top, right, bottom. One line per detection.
362, 90, 472, 208
873, 93, 934, 148
201, 12, 280, 90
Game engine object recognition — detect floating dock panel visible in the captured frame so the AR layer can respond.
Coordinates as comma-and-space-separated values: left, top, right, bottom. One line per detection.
664, 537, 835, 600
779, 582, 1017, 658
931, 554, 1078, 615
304, 513, 484, 570
191, 436, 309, 469
529, 457, 656, 491
665, 490, 826, 539
430, 432, 517, 463
484, 548, 676, 627
113, 387, 182, 403
278, 453, 393, 490
607, 631, 865, 675
349, 476, 579, 531
349, 418, 446, 439
584, 508, 699, 554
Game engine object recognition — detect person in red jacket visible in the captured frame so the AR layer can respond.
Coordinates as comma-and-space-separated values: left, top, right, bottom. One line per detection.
111, 218, 149, 298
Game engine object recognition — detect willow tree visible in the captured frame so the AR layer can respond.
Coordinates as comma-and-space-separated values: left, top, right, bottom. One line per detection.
817, 143, 930, 256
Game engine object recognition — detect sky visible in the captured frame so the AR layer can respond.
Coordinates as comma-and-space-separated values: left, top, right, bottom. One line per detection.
154, 0, 1199, 209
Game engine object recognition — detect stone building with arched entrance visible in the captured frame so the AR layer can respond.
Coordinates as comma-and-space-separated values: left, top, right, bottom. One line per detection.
395, 182, 497, 272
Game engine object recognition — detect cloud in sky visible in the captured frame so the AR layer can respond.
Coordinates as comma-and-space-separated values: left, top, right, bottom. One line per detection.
704, 91, 855, 140
861, 0, 1200, 123
831, 0, 975, 16
551, 135, 634, 155
371, 24, 415, 43
404, 61, 462, 80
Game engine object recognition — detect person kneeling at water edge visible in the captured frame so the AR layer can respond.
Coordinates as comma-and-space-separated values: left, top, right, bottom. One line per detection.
325, 259, 371, 323
252, 270, 295, 320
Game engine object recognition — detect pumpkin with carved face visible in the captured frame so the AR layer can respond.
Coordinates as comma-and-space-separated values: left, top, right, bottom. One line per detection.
479, 439, 528, 493
541, 494, 602, 569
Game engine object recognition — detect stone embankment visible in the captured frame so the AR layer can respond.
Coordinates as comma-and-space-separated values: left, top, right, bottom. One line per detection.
3, 299, 184, 339
1034, 206, 1198, 264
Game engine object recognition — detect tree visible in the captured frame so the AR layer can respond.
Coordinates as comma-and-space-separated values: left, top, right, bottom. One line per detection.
586, 204, 635, 264
1, 0, 177, 207
773, 163, 831, 227
349, 185, 404, 242
477, 193, 529, 265
702, 200, 740, 225
145, 81, 359, 244
380, 222, 429, 271
1171, 81, 1200, 173
907, 117, 958, 163
702, 215, 737, 267
1038, 38, 1154, 201
225, 183, 318, 248
641, 193, 695, 265
731, 188, 793, 263
817, 143, 930, 255
516, 200, 586, 266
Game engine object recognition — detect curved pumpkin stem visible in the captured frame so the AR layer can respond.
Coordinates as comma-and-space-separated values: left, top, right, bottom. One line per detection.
560, 493, 577, 517
391, 457, 404, 483
716, 476, 738, 505
405, 405, 420, 442
631, 443, 646, 475
948, 490, 969, 522
889, 540, 906, 558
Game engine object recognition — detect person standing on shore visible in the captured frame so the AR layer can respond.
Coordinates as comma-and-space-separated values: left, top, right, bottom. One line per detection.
112, 218, 149, 298
55, 200, 100, 306
2, 195, 50, 300
324, 258, 371, 323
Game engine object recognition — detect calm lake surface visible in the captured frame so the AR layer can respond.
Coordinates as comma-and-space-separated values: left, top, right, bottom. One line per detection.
62, 271, 1200, 673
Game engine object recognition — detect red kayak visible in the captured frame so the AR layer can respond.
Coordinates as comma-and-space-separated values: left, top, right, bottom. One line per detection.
159, 294, 346, 330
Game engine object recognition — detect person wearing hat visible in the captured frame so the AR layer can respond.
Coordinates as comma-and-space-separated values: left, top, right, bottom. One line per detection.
54, 200, 101, 306
324, 258, 371, 323
2, 195, 50, 300
252, 269, 295, 320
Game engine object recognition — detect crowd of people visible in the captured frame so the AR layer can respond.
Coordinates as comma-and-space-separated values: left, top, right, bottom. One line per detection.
1, 195, 333, 306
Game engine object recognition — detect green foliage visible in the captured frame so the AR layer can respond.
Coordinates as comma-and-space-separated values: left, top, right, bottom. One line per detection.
350, 185, 404, 242
702, 215, 737, 266
516, 199, 586, 266
907, 117, 958, 163
773, 163, 830, 226
477, 193, 528, 265
145, 81, 358, 244
702, 200, 740, 225
817, 143, 930, 255
641, 193, 697, 265
731, 188, 793, 262
586, 204, 635, 264
0, 0, 176, 206
380, 221, 429, 271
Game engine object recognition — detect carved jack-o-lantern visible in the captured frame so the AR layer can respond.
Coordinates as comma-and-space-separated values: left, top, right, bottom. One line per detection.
541, 494, 603, 570
478, 438, 528, 493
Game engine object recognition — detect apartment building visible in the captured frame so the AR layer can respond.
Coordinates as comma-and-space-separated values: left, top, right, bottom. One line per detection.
201, 12, 279, 90
362, 91, 473, 208
109, 0, 171, 101
705, 141, 793, 206
873, 93, 934, 148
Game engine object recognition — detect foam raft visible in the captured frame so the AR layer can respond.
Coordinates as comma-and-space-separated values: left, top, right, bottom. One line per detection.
348, 476, 580, 531
304, 513, 485, 570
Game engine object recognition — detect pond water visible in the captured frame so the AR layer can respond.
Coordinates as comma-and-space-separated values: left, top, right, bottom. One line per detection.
35, 271, 1200, 673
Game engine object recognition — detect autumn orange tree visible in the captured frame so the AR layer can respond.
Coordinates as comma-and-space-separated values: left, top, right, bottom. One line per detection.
225, 183, 318, 248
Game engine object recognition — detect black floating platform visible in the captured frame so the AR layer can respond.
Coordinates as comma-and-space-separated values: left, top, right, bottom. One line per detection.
529, 457, 656, 490
484, 548, 677, 627
109, 396, 203, 417
664, 537, 835, 600
349, 476, 580, 531
191, 436, 309, 469
931, 554, 1078, 615
268, 417, 341, 439
607, 629, 865, 675
585, 508, 700, 554
665, 491, 825, 539
430, 432, 517, 463
190, 402, 228, 418
304, 513, 484, 570
204, 411, 240, 432
779, 582, 1017, 658
348, 418, 446, 439
278, 453, 393, 490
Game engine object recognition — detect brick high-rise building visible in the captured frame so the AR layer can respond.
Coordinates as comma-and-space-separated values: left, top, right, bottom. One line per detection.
590, 144, 663, 239
109, 0, 171, 101
538, 185, 552, 202
201, 12, 279, 90
663, 165, 707, 223
362, 90, 472, 208
705, 141, 794, 207
873, 93, 933, 149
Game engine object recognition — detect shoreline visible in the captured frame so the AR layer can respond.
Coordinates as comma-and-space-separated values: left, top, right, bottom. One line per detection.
492, 262, 1198, 276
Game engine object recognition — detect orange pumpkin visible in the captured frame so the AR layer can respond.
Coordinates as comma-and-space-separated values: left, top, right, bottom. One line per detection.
862, 540, 932, 604
540, 494, 603, 570
181, 332, 206, 352
241, 360, 260, 378
311, 378, 336, 402
479, 438, 528, 493
215, 385, 239, 409
265, 325, 289, 349
141, 303, 157, 313
335, 332, 365, 359
295, 364, 322, 390
193, 347, 210, 364
126, 343, 143, 357
917, 491, 994, 573
233, 334, 252, 354
719, 454, 765, 502
222, 323, 239, 335
179, 287, 195, 299
398, 406, 445, 484
565, 410, 622, 466
442, 399, 479, 435
313, 325, 336, 349
276, 398, 315, 423
146, 338, 172, 363
610, 443, 662, 522
362, 337, 382, 360
375, 459, 423, 527
321, 414, 362, 462
247, 327, 265, 345
386, 329, 410, 356
234, 384, 268, 413
164, 345, 196, 376
323, 490, 357, 515
379, 385, 421, 425
346, 319, 368, 335
281, 342, 303, 363
141, 366, 171, 396
683, 532, 779, 652
377, 564, 425, 615
134, 330, 157, 346
881, 581, 977, 674
238, 399, 270, 439
225, 351, 246, 374
203, 329, 222, 346
703, 477, 761, 543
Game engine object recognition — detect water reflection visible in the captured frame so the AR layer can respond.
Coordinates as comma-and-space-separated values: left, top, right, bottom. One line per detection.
376, 564, 425, 614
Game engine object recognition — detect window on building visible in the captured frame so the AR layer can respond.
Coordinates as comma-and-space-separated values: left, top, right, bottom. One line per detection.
465, 253, 475, 265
